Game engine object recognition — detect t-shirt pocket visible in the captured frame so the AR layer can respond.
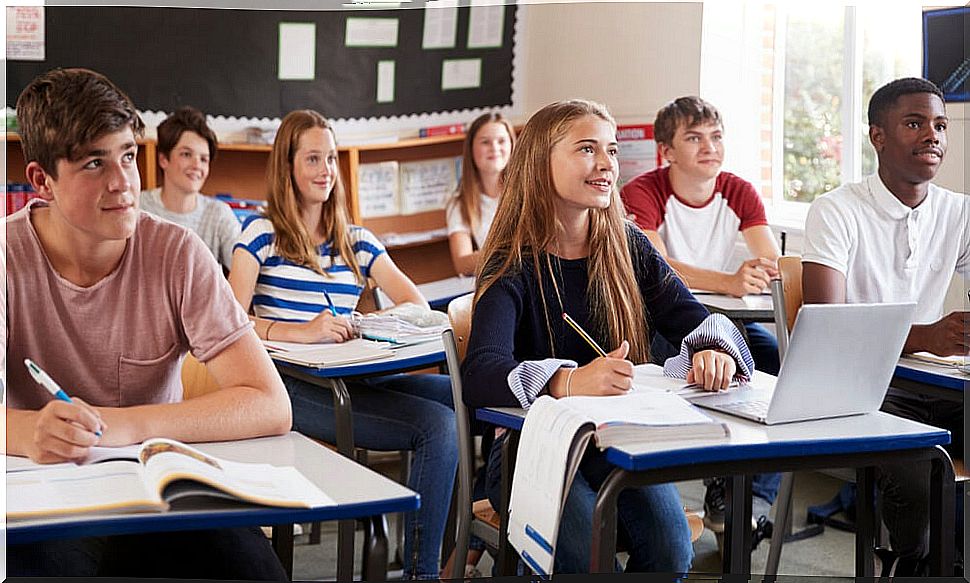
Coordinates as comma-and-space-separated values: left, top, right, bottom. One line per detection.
118, 343, 181, 406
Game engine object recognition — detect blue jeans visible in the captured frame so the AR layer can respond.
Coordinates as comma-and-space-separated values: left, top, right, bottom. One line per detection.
486, 433, 693, 574
652, 323, 782, 505
283, 372, 457, 580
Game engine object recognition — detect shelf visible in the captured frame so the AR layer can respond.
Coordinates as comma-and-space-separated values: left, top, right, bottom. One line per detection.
383, 234, 450, 251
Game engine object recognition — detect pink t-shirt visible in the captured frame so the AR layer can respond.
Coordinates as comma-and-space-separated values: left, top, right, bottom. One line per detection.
4, 200, 252, 410
621, 167, 768, 272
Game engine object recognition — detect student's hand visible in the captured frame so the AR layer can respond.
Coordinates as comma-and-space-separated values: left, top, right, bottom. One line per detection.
23, 398, 105, 463
725, 258, 777, 297
687, 350, 737, 391
552, 341, 634, 397
299, 311, 355, 344
910, 311, 970, 357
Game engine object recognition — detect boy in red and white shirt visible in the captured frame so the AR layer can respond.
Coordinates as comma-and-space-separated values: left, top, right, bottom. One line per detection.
621, 96, 781, 541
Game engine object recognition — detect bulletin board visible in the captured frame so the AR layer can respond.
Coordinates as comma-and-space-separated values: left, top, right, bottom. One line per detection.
5, 5, 517, 119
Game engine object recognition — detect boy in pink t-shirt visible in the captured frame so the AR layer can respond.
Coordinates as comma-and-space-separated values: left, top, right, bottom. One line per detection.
4, 68, 291, 579
621, 96, 781, 545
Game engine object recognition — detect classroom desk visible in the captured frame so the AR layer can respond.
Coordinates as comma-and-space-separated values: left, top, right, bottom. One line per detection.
892, 357, 968, 402
692, 291, 775, 323
377, 275, 475, 310
273, 338, 446, 580
6, 432, 418, 581
477, 398, 955, 576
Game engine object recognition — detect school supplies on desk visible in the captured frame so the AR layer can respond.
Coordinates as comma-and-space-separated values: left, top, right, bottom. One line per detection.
507, 393, 728, 575
7, 438, 334, 520
356, 303, 450, 345
264, 338, 393, 368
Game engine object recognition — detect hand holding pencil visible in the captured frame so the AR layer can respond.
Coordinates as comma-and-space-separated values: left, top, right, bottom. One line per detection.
553, 313, 634, 398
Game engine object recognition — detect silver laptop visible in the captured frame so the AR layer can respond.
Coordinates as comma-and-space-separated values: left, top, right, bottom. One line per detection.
691, 302, 916, 425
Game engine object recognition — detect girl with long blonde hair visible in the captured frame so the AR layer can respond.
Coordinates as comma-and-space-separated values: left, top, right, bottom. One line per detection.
445, 112, 516, 275
462, 100, 751, 574
229, 110, 457, 581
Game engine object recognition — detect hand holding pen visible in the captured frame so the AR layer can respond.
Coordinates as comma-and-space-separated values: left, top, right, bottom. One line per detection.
556, 313, 634, 398
22, 359, 105, 463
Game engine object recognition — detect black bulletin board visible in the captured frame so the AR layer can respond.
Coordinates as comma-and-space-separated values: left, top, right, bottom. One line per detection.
6, 5, 516, 119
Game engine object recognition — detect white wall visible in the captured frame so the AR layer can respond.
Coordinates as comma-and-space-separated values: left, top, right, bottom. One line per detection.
515, 2, 703, 125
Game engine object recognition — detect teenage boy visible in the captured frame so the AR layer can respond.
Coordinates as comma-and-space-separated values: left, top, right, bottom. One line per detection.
140, 106, 240, 271
621, 96, 781, 542
4, 68, 292, 578
803, 77, 968, 576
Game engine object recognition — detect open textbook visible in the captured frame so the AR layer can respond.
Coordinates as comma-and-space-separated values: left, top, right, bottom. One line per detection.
7, 438, 334, 520
508, 392, 728, 575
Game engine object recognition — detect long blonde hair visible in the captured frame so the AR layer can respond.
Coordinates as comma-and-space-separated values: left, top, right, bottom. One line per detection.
266, 110, 362, 283
476, 100, 650, 363
450, 113, 516, 239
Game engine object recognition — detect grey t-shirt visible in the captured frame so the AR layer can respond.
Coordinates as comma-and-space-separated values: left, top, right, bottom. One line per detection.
140, 188, 241, 269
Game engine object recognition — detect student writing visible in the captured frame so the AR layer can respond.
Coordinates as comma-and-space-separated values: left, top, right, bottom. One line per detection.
4, 68, 291, 579
461, 99, 753, 574
228, 109, 458, 581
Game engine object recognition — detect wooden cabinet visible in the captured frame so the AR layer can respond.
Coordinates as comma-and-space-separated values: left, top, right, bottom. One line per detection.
6, 132, 463, 284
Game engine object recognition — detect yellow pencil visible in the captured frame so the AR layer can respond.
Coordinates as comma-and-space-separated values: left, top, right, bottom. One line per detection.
562, 312, 608, 357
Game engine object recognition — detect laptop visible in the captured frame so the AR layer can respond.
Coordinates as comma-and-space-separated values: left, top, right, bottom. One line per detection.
691, 302, 916, 425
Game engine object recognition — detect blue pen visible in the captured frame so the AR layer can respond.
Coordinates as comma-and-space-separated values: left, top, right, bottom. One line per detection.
322, 289, 338, 317
24, 358, 102, 437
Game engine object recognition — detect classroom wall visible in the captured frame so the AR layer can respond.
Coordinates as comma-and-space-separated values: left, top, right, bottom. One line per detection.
515, 2, 703, 124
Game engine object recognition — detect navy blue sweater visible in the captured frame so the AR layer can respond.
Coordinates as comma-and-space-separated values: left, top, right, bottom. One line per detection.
461, 225, 710, 409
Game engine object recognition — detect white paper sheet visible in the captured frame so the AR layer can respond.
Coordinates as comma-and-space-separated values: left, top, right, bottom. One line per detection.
422, 0, 458, 49
467, 4, 504, 49
399, 157, 458, 214
358, 160, 399, 217
278, 22, 316, 80
345, 17, 399, 47
441, 59, 481, 90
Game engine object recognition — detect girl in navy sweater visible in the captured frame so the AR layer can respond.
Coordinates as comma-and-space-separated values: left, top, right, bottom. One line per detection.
462, 99, 750, 574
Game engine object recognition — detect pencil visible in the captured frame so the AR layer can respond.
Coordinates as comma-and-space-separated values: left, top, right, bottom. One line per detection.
562, 312, 608, 357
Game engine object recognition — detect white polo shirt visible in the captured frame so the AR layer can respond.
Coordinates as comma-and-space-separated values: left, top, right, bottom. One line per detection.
803, 174, 970, 324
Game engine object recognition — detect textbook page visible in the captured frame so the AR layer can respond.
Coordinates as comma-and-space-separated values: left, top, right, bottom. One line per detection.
508, 396, 593, 576
8, 461, 163, 519
263, 338, 393, 367
561, 392, 720, 429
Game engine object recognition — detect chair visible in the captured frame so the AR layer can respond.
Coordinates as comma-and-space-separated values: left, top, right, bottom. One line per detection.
444, 293, 501, 580
181, 353, 221, 400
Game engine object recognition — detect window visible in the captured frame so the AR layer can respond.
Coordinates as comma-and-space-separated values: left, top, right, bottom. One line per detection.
773, 4, 920, 207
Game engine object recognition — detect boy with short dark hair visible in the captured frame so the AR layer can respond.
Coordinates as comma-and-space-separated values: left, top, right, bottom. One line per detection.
621, 95, 782, 542
141, 106, 240, 270
803, 77, 968, 576
4, 67, 291, 578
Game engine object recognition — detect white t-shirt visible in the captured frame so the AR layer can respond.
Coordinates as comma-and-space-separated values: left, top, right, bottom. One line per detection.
445, 192, 499, 249
803, 174, 970, 324
140, 188, 241, 270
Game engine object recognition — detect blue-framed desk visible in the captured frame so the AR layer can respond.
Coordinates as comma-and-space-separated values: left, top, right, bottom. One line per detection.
692, 290, 774, 323
6, 432, 418, 581
893, 357, 967, 402
477, 383, 955, 576
272, 338, 446, 580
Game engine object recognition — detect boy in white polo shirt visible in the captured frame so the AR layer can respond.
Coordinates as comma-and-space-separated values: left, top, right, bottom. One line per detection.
621, 96, 781, 544
803, 77, 969, 576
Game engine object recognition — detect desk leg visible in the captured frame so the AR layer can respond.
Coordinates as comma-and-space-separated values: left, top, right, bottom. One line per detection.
721, 474, 752, 575
854, 466, 875, 577
329, 378, 358, 582
362, 514, 390, 582
271, 524, 295, 580
497, 430, 520, 576
590, 468, 626, 573
928, 445, 956, 576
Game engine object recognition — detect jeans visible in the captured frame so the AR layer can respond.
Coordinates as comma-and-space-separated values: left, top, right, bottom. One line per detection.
485, 433, 693, 574
283, 372, 458, 580
878, 389, 964, 562
7, 527, 287, 578
652, 323, 782, 505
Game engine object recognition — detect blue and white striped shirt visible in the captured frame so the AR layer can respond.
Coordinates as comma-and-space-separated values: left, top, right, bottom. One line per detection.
234, 215, 385, 322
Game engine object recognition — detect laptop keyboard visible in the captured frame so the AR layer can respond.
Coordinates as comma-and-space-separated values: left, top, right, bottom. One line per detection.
719, 399, 770, 419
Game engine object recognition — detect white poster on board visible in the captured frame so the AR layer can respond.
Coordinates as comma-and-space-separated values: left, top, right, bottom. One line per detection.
399, 157, 458, 215
6, 6, 45, 61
